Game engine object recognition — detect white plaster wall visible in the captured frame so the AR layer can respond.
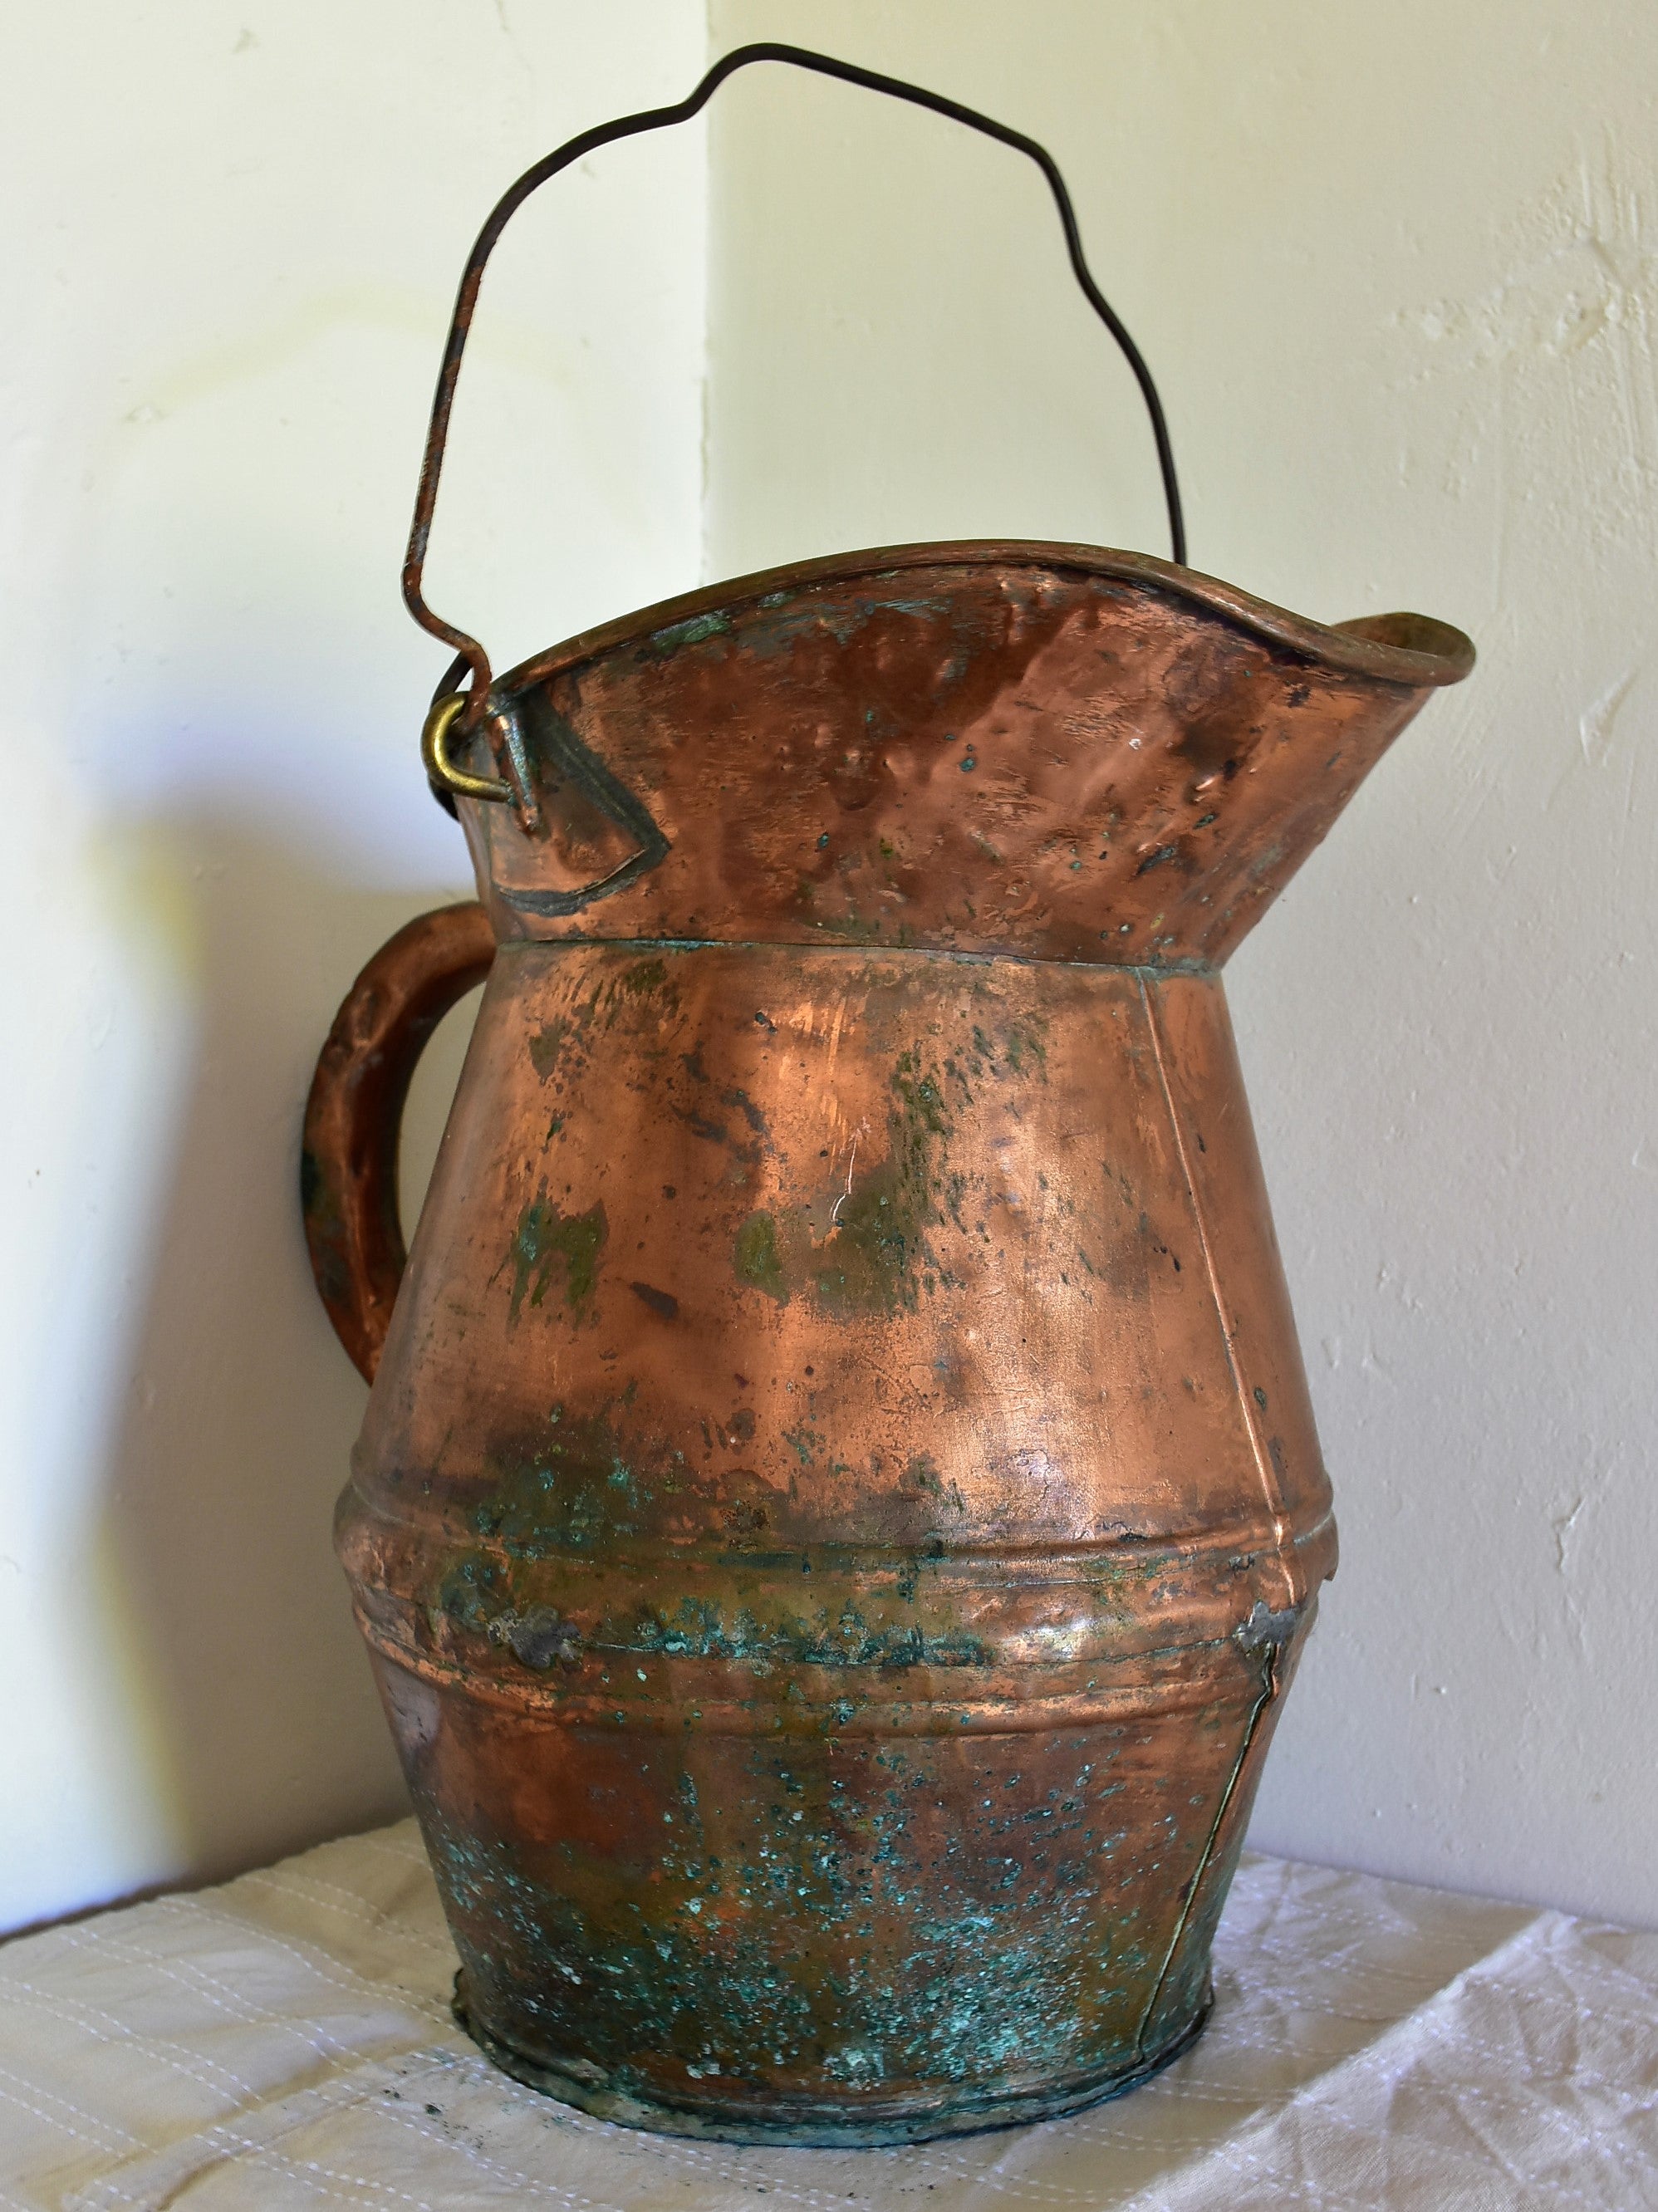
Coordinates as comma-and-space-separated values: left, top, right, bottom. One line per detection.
705, 2, 1658, 1923
0, 0, 708, 1933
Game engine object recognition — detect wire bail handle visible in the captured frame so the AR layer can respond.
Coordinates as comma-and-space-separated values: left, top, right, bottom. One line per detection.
407, 40, 1185, 802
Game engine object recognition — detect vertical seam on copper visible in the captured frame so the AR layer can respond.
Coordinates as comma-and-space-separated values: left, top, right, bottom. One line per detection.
1131, 1644, 1282, 2062
1136, 974, 1299, 1595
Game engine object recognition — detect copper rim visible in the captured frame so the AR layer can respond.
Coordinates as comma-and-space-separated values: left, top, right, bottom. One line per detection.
497, 539, 1474, 704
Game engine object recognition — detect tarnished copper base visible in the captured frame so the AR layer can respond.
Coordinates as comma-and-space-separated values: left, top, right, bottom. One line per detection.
452, 1970, 1212, 2146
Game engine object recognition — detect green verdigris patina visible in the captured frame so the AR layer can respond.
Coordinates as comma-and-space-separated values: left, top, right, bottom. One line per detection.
419, 1711, 1214, 2143
508, 1194, 607, 1324
733, 1018, 1046, 1319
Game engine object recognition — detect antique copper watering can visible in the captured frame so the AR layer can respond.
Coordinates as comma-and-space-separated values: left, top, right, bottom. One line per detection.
303, 45, 1472, 2145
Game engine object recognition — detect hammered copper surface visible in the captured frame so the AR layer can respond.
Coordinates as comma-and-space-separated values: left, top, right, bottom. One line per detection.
307, 543, 1472, 2143
454, 543, 1469, 966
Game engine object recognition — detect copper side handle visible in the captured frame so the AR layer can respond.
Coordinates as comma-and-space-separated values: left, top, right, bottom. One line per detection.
302, 901, 496, 1382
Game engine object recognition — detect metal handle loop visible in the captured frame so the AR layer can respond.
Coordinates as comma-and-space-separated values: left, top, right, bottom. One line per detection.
403, 40, 1186, 752
421, 691, 513, 806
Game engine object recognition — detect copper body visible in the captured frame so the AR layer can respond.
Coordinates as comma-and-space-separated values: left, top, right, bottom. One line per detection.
305, 544, 1471, 2143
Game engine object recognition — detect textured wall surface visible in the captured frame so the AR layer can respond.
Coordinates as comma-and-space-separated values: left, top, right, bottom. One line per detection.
0, 0, 707, 1932
705, 0, 1658, 1923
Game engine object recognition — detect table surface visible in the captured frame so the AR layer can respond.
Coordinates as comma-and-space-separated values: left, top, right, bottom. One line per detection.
2, 1817, 1654, 2210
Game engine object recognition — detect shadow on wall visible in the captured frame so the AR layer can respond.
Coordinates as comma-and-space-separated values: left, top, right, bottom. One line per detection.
94, 810, 478, 1894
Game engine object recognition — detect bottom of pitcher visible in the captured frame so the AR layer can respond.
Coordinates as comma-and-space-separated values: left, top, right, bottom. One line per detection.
451, 1971, 1211, 2146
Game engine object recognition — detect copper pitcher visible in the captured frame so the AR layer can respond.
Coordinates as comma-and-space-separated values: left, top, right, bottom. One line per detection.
303, 46, 1473, 2146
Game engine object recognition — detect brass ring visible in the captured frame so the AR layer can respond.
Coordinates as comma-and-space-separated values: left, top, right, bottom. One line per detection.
421, 693, 513, 806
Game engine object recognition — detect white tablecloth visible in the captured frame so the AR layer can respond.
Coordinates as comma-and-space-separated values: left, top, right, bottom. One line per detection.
2, 1818, 1654, 2210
